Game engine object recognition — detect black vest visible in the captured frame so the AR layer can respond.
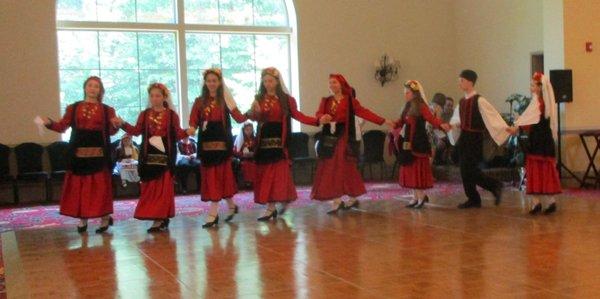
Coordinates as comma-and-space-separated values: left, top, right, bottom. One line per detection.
316, 96, 360, 159
254, 98, 292, 164
138, 109, 178, 182
67, 101, 112, 175
527, 108, 556, 157
459, 95, 485, 132
194, 99, 234, 166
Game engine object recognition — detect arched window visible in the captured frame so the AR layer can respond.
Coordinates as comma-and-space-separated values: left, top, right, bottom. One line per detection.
56, 0, 298, 137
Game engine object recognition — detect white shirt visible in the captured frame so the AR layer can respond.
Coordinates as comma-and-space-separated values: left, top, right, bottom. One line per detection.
449, 91, 510, 145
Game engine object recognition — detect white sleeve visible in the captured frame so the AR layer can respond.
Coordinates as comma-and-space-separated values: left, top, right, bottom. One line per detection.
478, 97, 510, 145
514, 97, 541, 127
450, 105, 460, 126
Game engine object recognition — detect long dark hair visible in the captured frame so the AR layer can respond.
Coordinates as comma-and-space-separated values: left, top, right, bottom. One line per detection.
83, 76, 105, 101
198, 69, 225, 107
255, 68, 290, 116
404, 80, 425, 117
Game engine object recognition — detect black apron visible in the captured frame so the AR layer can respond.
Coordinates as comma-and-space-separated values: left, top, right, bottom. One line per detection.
67, 102, 112, 175
254, 122, 284, 164
138, 137, 169, 182
397, 115, 430, 165
138, 110, 177, 182
317, 123, 344, 158
317, 97, 361, 159
198, 121, 232, 166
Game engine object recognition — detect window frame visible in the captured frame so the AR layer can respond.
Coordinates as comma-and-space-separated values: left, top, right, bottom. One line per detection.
56, 0, 299, 128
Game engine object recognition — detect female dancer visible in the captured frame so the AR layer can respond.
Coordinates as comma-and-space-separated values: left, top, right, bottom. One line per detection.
246, 67, 320, 221
507, 72, 561, 214
188, 68, 247, 227
42, 76, 118, 233
311, 74, 394, 214
393, 80, 450, 209
117, 83, 188, 232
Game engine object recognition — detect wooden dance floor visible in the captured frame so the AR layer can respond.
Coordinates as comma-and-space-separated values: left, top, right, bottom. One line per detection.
3, 189, 600, 298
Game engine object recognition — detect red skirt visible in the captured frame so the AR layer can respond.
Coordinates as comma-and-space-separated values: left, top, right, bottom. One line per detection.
240, 160, 256, 184
254, 159, 297, 204
135, 171, 175, 220
60, 169, 113, 219
526, 155, 562, 195
399, 155, 434, 189
200, 158, 237, 202
311, 136, 366, 201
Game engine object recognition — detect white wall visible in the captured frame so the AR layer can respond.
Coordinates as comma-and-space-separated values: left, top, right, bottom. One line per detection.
453, 0, 544, 109
295, 0, 457, 134
0, 0, 61, 145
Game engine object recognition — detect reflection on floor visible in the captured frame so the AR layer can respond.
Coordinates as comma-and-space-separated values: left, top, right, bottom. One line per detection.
2, 185, 600, 298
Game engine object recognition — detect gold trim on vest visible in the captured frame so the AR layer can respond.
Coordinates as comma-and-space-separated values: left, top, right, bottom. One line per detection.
75, 147, 104, 158
147, 154, 168, 165
202, 141, 227, 151
260, 138, 283, 149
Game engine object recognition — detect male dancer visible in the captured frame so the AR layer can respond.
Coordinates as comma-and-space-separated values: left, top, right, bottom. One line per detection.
450, 70, 510, 208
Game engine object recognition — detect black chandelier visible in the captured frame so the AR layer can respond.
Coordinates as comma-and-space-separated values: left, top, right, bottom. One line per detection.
374, 54, 400, 86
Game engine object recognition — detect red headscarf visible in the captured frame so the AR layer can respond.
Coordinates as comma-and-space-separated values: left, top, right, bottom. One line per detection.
329, 74, 353, 97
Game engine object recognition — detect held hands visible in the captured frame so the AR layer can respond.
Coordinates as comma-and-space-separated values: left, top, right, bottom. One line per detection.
41, 116, 51, 126
186, 127, 197, 137
319, 114, 332, 125
384, 119, 395, 129
440, 123, 452, 132
251, 101, 261, 114
110, 116, 123, 128
506, 126, 519, 136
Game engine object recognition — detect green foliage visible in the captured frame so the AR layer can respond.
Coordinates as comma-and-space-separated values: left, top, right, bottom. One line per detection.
57, 0, 290, 137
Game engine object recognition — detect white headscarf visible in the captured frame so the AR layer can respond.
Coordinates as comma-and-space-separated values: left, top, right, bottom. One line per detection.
234, 122, 254, 151
261, 67, 290, 95
514, 73, 559, 142
541, 74, 559, 141
201, 68, 238, 111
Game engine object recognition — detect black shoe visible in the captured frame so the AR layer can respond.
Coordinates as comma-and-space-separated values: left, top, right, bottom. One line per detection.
413, 200, 426, 210
327, 202, 345, 215
457, 201, 482, 209
161, 218, 170, 229
257, 209, 278, 221
529, 203, 542, 215
202, 215, 219, 228
493, 186, 503, 206
147, 225, 163, 233
344, 200, 359, 210
95, 216, 113, 234
77, 224, 88, 233
225, 205, 239, 222
405, 201, 418, 208
279, 203, 289, 215
543, 203, 557, 215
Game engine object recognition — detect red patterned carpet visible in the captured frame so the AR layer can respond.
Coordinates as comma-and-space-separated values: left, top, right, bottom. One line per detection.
1, 182, 598, 233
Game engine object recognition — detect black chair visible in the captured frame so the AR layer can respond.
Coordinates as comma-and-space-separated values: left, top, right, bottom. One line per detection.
361, 130, 387, 180
47, 141, 69, 179
0, 144, 18, 204
388, 132, 401, 180
14, 142, 50, 203
289, 132, 316, 183
46, 141, 69, 201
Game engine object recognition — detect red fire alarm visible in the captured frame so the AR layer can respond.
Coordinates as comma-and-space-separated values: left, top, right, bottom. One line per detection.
586, 42, 593, 52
